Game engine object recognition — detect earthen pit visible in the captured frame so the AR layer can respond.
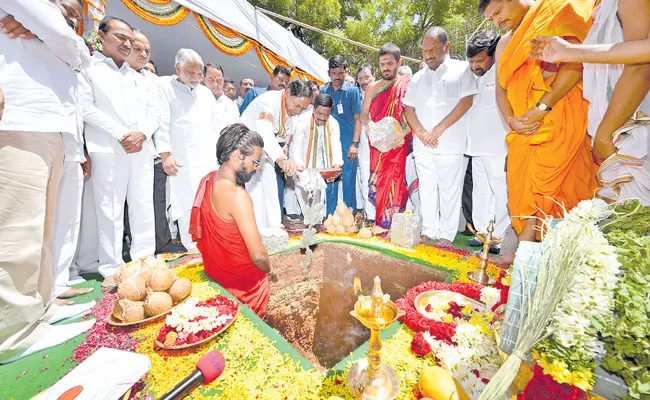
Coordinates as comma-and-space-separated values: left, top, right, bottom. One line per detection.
266, 242, 452, 370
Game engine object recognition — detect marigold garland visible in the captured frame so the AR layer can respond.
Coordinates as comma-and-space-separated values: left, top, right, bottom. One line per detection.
120, 0, 190, 26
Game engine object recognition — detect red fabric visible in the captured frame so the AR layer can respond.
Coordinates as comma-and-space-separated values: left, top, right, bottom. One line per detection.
190, 171, 270, 318
368, 75, 411, 228
518, 364, 586, 400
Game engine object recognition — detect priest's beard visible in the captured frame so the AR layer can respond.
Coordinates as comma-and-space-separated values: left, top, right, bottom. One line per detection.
235, 161, 255, 186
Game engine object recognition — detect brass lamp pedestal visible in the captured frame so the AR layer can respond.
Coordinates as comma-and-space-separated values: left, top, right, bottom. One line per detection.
348, 277, 405, 399
467, 220, 500, 285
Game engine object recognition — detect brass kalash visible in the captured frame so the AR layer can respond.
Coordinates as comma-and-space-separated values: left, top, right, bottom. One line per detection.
467, 220, 501, 285
348, 276, 405, 399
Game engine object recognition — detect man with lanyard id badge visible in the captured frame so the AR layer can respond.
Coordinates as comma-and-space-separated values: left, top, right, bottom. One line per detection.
320, 55, 363, 214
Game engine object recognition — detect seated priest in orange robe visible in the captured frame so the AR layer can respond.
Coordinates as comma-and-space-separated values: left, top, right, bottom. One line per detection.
479, 0, 600, 264
189, 123, 278, 318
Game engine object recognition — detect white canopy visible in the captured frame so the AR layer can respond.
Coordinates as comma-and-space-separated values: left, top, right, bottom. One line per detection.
109, 0, 328, 85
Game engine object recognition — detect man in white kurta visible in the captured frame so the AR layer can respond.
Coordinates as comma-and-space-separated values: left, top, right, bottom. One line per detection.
156, 49, 221, 252
0, 0, 94, 363
79, 18, 160, 278
239, 81, 312, 232
291, 94, 344, 215
583, 0, 650, 205
404, 27, 477, 246
203, 63, 239, 133
465, 31, 510, 245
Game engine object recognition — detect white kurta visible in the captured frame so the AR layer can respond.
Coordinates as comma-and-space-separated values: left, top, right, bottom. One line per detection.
156, 77, 221, 250
403, 58, 478, 241
78, 52, 159, 277
292, 111, 343, 215
583, 0, 650, 205
465, 65, 510, 239
215, 93, 240, 134
239, 90, 295, 231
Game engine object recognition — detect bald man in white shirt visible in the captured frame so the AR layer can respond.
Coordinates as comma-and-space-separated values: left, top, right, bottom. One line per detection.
156, 49, 222, 253
404, 27, 478, 246
78, 16, 160, 279
0, 0, 95, 364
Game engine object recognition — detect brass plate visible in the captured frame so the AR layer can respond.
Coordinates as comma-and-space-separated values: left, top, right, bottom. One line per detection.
106, 294, 190, 327
413, 290, 486, 316
155, 310, 239, 350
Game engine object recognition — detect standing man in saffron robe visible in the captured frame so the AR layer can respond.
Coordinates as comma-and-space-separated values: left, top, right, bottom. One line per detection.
190, 123, 277, 318
360, 42, 411, 229
480, 0, 600, 264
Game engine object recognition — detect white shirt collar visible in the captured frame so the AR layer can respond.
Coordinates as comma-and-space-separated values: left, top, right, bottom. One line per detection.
171, 75, 196, 93
426, 55, 449, 75
93, 52, 131, 72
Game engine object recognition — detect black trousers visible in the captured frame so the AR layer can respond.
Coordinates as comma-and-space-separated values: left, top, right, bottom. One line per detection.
462, 156, 474, 231
153, 162, 172, 253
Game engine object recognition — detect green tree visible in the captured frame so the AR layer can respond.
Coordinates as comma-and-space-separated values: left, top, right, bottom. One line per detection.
249, 0, 492, 73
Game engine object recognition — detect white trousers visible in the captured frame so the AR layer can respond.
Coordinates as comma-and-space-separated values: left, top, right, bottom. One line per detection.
471, 155, 510, 239
75, 175, 99, 274
356, 128, 374, 215
91, 151, 155, 277
177, 210, 196, 252
405, 152, 420, 215
0, 131, 63, 361
52, 161, 83, 296
284, 176, 301, 215
414, 153, 465, 241
246, 155, 282, 230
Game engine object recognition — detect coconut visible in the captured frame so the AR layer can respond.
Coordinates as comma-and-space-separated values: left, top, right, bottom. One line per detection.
121, 302, 145, 323
138, 267, 154, 286
143, 288, 173, 317
114, 260, 141, 285
342, 213, 355, 227
168, 278, 192, 302
335, 202, 347, 217
335, 225, 346, 234
326, 224, 337, 234
345, 224, 357, 233
140, 256, 157, 269
357, 227, 372, 240
148, 267, 175, 292
112, 299, 133, 319
331, 214, 342, 226
117, 275, 146, 301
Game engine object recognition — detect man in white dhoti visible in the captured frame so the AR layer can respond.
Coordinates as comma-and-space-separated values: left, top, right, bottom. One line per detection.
204, 63, 240, 132
79, 17, 160, 278
0, 0, 95, 364
404, 27, 477, 246
355, 63, 376, 218
156, 49, 221, 253
239, 80, 311, 231
292, 94, 344, 215
583, 0, 650, 205
465, 31, 510, 251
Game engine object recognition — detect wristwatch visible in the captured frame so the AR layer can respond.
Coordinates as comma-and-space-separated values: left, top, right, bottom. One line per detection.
351, 141, 360, 148
536, 102, 552, 111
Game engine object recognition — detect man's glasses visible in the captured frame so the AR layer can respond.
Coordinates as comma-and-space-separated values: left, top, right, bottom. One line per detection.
246, 156, 260, 167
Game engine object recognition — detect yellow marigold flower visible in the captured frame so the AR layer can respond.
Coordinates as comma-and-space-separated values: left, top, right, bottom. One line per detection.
501, 275, 512, 287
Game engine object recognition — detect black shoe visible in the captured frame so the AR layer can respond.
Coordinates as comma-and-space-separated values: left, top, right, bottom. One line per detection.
466, 238, 482, 247
488, 245, 500, 255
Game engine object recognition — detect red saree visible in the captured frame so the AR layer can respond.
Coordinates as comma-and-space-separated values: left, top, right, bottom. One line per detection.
189, 171, 270, 318
368, 75, 411, 228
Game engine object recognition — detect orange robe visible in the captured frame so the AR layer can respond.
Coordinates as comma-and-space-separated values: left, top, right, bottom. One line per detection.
498, 0, 600, 235
189, 171, 270, 318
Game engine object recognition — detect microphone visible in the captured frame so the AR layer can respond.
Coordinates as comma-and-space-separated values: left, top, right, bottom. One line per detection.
159, 350, 226, 400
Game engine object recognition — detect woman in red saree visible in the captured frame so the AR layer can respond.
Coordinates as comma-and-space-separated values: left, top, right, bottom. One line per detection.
362, 43, 412, 228
189, 123, 277, 318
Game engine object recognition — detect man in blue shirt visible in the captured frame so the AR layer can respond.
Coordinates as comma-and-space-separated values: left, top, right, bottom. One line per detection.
320, 55, 362, 214
239, 65, 292, 114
